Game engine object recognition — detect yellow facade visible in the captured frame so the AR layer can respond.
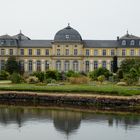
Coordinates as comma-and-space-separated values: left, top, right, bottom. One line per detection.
0, 26, 140, 73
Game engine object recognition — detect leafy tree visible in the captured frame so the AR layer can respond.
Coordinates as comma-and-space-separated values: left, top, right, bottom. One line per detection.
32, 72, 45, 82
0, 70, 10, 80
45, 70, 58, 80
120, 59, 140, 74
112, 56, 118, 73
124, 68, 139, 85
10, 73, 22, 83
5, 57, 20, 74
89, 68, 112, 80
66, 70, 80, 77
117, 69, 123, 79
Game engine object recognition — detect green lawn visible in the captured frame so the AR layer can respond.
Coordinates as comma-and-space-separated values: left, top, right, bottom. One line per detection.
0, 83, 139, 96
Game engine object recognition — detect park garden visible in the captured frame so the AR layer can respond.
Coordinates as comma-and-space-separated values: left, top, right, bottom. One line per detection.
0, 56, 140, 96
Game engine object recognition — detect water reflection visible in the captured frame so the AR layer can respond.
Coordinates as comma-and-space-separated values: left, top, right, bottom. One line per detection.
0, 106, 140, 135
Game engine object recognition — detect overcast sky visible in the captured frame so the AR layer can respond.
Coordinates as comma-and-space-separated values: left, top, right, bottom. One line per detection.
0, 0, 140, 40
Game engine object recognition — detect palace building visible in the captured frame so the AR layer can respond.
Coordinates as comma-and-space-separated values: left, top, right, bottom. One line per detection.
0, 24, 140, 73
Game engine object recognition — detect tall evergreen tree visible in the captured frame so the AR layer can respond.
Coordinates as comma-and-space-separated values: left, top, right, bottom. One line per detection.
5, 57, 20, 74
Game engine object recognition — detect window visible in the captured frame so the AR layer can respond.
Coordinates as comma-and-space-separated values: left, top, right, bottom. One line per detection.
36, 60, 41, 71
65, 49, 69, 56
45, 61, 49, 71
110, 49, 115, 56
102, 61, 106, 68
56, 61, 61, 71
28, 60, 32, 72
10, 40, 14, 46
102, 49, 106, 56
122, 49, 126, 56
0, 40, 5, 45
28, 49, 32, 56
37, 49, 41, 56
111, 61, 113, 72
94, 50, 98, 56
86, 49, 90, 56
85, 61, 90, 72
94, 61, 98, 69
74, 49, 78, 56
130, 40, 135, 46
46, 49, 49, 56
57, 49, 60, 56
122, 40, 126, 46
19, 60, 24, 73
20, 49, 24, 55
139, 49, 140, 56
9, 49, 13, 55
64, 61, 70, 72
1, 49, 5, 55
73, 61, 79, 72
130, 49, 135, 56
0, 60, 5, 70
65, 35, 70, 39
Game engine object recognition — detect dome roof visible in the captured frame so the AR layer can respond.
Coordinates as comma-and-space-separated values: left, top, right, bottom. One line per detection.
54, 24, 82, 43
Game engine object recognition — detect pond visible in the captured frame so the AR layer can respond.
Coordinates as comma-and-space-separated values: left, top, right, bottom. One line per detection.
0, 106, 140, 140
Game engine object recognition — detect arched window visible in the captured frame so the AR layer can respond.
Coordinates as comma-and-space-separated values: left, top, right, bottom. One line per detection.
36, 60, 41, 71
85, 61, 90, 72
19, 60, 24, 73
56, 61, 61, 71
130, 40, 135, 46
102, 61, 106, 68
64, 61, 70, 72
122, 40, 126, 46
73, 61, 79, 72
28, 60, 32, 72
94, 61, 98, 69
45, 61, 49, 71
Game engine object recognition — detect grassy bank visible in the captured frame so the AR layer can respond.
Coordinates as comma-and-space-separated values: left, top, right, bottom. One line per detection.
0, 83, 140, 96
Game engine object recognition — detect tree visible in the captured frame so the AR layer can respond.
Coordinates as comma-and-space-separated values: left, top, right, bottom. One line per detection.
124, 68, 139, 85
120, 59, 140, 74
112, 56, 118, 73
89, 68, 112, 81
5, 57, 20, 74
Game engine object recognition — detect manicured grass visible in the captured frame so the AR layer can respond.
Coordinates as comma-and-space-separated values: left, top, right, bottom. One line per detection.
0, 83, 140, 96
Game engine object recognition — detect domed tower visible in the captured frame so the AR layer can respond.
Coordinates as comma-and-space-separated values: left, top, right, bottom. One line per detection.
52, 24, 84, 72
54, 24, 82, 43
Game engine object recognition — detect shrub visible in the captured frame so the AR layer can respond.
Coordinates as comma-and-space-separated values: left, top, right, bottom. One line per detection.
45, 70, 57, 80
10, 73, 22, 84
124, 68, 139, 85
69, 76, 89, 84
32, 72, 45, 82
97, 75, 105, 84
89, 68, 112, 81
117, 69, 123, 79
26, 76, 39, 84
116, 82, 127, 86
0, 70, 10, 80
66, 70, 81, 77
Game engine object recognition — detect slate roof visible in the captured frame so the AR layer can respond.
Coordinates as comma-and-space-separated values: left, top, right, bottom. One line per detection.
0, 34, 15, 40
54, 25, 82, 43
120, 33, 140, 40
19, 40, 52, 47
84, 40, 119, 48
13, 33, 30, 40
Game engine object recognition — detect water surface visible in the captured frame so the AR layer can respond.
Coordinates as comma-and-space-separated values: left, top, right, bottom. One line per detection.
0, 106, 140, 140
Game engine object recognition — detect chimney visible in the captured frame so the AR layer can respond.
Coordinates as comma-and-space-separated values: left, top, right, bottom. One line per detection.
117, 36, 119, 41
